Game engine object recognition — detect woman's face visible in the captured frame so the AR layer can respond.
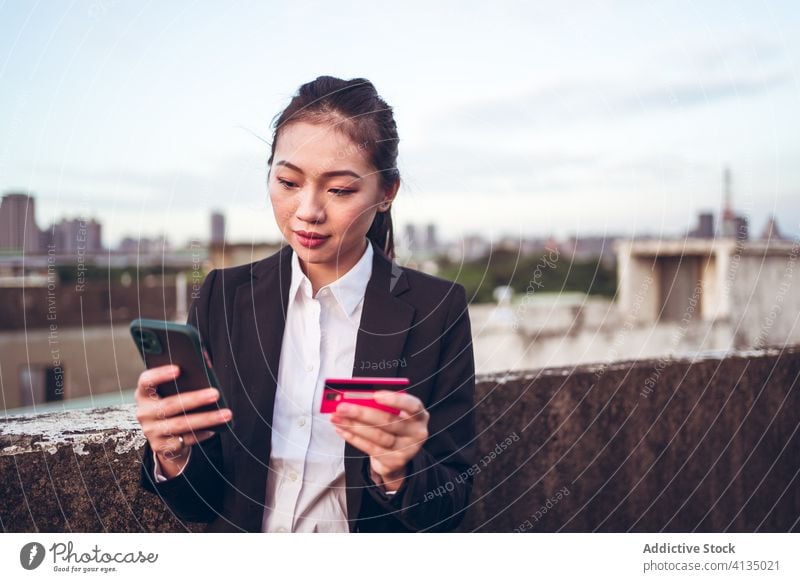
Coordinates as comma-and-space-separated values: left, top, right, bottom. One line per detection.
268, 121, 396, 272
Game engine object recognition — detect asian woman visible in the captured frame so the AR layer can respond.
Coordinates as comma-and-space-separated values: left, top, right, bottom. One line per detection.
135, 75, 477, 533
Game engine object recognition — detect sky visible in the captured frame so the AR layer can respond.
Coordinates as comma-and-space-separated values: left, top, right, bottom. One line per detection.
1, 0, 798, 249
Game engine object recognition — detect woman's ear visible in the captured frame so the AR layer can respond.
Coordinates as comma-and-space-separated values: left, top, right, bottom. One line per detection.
379, 179, 400, 211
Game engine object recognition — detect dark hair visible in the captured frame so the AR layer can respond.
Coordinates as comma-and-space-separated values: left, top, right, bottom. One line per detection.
266, 76, 400, 259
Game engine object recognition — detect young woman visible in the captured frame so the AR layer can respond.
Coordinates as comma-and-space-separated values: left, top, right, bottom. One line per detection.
135, 76, 477, 533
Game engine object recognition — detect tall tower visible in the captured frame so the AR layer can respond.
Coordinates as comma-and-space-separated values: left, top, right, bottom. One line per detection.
425, 223, 438, 251
0, 192, 41, 253
720, 166, 737, 238
404, 223, 417, 252
210, 211, 226, 245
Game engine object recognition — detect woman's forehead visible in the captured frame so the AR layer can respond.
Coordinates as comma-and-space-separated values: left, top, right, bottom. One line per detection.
275, 121, 371, 169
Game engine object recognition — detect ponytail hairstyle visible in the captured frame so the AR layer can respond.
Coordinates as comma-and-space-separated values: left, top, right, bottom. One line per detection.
266, 76, 400, 260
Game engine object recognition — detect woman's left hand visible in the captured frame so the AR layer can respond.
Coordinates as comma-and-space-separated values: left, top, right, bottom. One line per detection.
330, 390, 429, 492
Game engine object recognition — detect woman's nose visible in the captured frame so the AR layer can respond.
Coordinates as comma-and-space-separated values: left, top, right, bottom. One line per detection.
295, 189, 327, 224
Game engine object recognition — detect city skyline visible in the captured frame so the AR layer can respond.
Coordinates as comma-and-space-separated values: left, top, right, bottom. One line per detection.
1, 1, 798, 248
0, 185, 790, 257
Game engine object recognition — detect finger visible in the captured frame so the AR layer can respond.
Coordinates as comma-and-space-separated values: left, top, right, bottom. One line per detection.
331, 410, 416, 439
373, 390, 427, 419
135, 365, 180, 401
140, 387, 220, 421
153, 408, 232, 438
331, 418, 399, 449
181, 429, 217, 447
334, 425, 393, 459
335, 418, 426, 455
159, 429, 216, 461
332, 402, 405, 432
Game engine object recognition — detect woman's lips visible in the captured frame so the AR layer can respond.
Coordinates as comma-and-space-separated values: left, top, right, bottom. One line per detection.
295, 231, 331, 248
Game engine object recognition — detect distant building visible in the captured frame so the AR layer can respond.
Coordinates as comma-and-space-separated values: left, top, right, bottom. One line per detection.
401, 223, 441, 255
425, 223, 438, 251
207, 241, 283, 270
689, 212, 715, 238
519, 237, 552, 255
403, 224, 417, 253
118, 237, 138, 254
42, 217, 103, 254
0, 192, 40, 253
210, 211, 226, 245
562, 235, 619, 266
615, 237, 799, 348
459, 234, 490, 262
732, 215, 749, 241
760, 215, 785, 241
117, 235, 169, 254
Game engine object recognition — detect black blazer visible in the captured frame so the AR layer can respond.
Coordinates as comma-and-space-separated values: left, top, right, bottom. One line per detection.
140, 237, 477, 532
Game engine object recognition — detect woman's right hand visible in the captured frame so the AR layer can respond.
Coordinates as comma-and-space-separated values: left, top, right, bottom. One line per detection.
135, 364, 233, 479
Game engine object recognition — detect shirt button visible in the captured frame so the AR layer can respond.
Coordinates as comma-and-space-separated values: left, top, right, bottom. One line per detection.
288, 470, 298, 482
298, 417, 306, 427
306, 362, 314, 372
276, 526, 287, 533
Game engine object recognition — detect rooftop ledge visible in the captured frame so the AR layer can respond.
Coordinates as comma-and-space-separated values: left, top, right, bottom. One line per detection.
2, 345, 799, 533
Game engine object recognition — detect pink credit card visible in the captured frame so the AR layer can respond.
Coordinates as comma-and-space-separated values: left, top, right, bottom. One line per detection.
321, 377, 410, 415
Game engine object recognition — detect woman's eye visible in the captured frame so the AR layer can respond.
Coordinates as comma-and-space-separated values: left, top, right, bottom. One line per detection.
277, 178, 352, 196
277, 178, 297, 189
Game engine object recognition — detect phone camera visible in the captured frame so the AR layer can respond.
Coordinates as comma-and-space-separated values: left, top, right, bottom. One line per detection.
133, 329, 163, 355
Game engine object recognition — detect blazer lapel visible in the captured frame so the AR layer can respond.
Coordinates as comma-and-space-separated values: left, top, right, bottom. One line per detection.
345, 240, 414, 532
230, 238, 414, 533
230, 242, 292, 530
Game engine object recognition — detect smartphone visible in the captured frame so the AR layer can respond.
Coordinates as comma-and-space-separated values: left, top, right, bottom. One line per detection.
321, 377, 410, 416
130, 318, 233, 433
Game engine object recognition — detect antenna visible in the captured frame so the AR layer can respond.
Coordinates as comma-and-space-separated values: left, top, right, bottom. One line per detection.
722, 166, 734, 220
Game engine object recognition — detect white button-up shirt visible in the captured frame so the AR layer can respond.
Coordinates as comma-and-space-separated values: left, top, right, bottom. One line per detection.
154, 237, 393, 532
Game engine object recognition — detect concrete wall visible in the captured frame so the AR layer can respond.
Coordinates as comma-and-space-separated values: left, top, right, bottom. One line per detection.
614, 239, 659, 323
0, 279, 185, 331
473, 299, 740, 374
0, 326, 146, 410
613, 238, 800, 354
731, 254, 800, 349
2, 346, 798, 533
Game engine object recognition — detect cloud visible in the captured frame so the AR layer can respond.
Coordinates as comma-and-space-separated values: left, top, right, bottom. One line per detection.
399, 142, 600, 196
15, 151, 269, 213
620, 71, 788, 112
663, 35, 785, 75
428, 33, 789, 135
430, 66, 788, 136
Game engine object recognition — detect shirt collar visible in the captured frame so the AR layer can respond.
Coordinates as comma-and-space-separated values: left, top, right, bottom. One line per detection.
289, 237, 374, 318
